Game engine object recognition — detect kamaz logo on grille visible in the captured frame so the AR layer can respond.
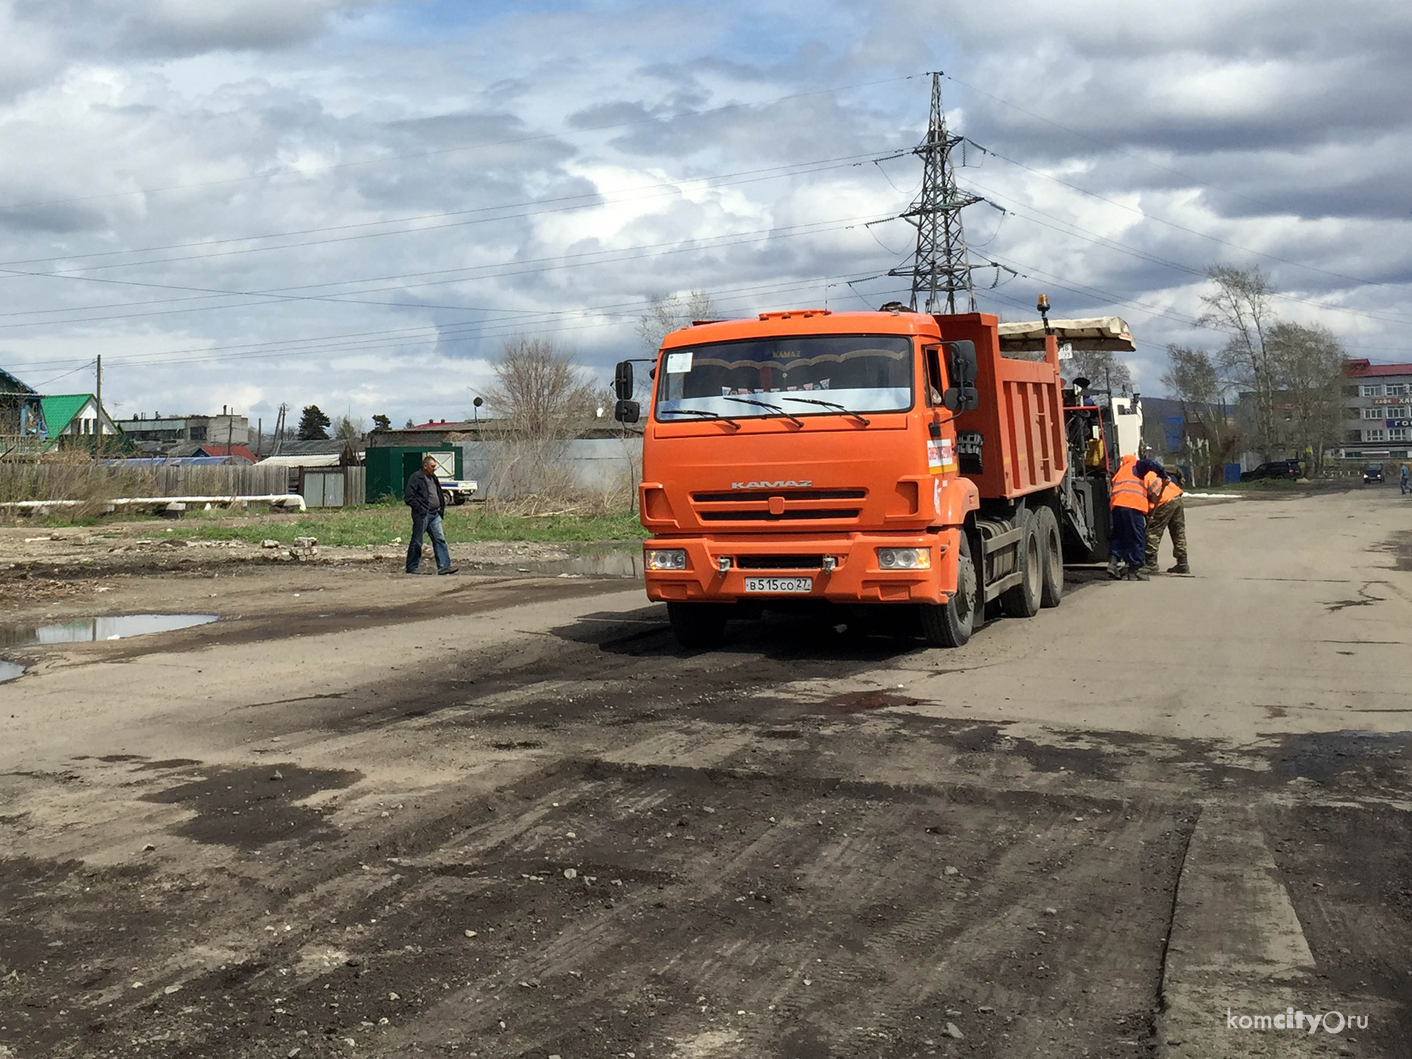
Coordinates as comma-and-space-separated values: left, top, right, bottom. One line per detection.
731, 479, 812, 489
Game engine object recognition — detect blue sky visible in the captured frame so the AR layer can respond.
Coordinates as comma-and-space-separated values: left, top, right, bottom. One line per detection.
0, 0, 1409, 426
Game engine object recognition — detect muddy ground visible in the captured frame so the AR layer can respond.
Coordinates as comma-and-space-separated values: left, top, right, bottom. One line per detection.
3, 487, 1412, 1058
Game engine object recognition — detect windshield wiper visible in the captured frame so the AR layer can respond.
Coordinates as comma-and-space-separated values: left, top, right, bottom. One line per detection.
658, 408, 740, 428
781, 397, 870, 426
719, 395, 804, 427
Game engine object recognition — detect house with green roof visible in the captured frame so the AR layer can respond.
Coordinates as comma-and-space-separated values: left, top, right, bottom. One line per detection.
38, 394, 132, 454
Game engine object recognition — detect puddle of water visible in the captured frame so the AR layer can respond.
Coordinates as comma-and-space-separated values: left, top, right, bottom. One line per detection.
0, 660, 23, 683
0, 613, 217, 648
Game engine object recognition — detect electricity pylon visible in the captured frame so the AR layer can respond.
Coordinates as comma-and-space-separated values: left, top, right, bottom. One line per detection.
889, 72, 981, 315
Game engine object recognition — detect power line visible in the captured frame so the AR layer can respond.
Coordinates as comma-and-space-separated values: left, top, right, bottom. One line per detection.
966, 138, 1408, 292
7, 269, 895, 373
0, 211, 893, 330
0, 74, 920, 215
957, 175, 1412, 328
0, 150, 898, 276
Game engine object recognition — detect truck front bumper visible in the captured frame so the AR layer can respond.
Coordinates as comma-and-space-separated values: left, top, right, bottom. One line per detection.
643, 530, 960, 606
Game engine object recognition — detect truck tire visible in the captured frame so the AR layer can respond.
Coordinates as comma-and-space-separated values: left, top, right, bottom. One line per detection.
667, 602, 729, 649
999, 511, 1042, 618
921, 531, 977, 648
1036, 506, 1064, 608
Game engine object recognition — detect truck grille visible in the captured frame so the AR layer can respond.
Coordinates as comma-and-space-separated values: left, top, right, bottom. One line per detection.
699, 509, 860, 521
734, 555, 825, 569
692, 489, 866, 503
690, 487, 866, 525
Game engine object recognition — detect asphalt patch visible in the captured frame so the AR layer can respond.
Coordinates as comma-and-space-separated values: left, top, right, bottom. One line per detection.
1272, 730, 1412, 786
815, 690, 921, 714
143, 763, 360, 848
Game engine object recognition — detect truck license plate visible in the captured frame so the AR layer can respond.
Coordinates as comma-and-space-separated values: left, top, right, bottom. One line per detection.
744, 576, 813, 594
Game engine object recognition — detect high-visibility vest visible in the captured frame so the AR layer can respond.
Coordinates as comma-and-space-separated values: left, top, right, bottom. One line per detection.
1142, 471, 1165, 507
1156, 476, 1183, 507
1111, 459, 1149, 512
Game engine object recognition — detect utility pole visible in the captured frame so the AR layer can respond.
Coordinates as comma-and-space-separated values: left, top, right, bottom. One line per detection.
274, 402, 287, 455
94, 355, 102, 458
889, 72, 982, 315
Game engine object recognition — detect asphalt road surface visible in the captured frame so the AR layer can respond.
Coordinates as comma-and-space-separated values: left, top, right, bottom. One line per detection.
2, 487, 1411, 1058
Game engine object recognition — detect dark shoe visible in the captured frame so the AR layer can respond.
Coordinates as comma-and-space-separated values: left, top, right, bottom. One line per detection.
1168, 564, 1191, 574
1140, 564, 1159, 575
438, 566, 459, 575
406, 568, 418, 574
1126, 568, 1149, 581
1108, 562, 1126, 581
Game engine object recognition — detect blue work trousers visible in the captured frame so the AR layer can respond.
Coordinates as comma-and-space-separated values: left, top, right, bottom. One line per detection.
407, 512, 451, 572
1110, 507, 1147, 568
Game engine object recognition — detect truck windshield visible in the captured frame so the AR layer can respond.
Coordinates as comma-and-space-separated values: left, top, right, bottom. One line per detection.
654, 335, 913, 421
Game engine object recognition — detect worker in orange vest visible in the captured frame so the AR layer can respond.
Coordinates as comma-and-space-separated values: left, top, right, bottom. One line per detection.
1141, 464, 1190, 574
1108, 453, 1150, 580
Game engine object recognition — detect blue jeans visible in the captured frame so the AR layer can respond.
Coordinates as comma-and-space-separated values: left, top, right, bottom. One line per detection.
1109, 507, 1147, 568
407, 512, 451, 572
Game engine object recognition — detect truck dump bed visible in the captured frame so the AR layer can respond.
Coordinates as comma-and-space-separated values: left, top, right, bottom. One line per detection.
937, 313, 1067, 501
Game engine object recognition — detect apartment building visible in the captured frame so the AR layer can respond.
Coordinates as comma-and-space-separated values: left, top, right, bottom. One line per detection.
1340, 359, 1412, 459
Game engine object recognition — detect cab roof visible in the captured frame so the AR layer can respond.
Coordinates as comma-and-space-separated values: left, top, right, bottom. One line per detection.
660, 309, 978, 347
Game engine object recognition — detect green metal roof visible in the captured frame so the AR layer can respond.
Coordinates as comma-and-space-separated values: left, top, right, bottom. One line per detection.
40, 393, 93, 437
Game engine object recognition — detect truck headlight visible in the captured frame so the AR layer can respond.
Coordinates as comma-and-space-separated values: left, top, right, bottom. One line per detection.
645, 548, 688, 571
876, 547, 931, 570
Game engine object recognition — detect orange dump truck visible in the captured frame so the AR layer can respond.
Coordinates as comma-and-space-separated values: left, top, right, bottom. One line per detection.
613, 305, 1132, 647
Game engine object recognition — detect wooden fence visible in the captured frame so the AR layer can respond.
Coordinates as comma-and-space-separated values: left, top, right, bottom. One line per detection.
1, 461, 300, 503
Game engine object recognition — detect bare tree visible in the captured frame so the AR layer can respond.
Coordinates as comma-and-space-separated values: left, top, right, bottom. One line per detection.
1162, 345, 1238, 485
635, 291, 715, 352
1199, 265, 1277, 457
483, 337, 606, 503
1067, 348, 1133, 396
485, 337, 601, 440
1267, 322, 1346, 475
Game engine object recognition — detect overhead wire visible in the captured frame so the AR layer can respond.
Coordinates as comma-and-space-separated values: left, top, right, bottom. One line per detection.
0, 211, 895, 331
0, 73, 921, 215
0, 150, 900, 277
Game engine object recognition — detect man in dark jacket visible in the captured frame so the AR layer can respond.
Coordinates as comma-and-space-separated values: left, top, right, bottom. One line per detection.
404, 456, 457, 575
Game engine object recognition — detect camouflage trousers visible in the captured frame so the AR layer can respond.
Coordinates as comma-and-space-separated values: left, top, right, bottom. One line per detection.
1145, 499, 1188, 568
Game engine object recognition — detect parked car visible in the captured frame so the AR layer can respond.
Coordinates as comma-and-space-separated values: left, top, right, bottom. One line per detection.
441, 479, 479, 505
1362, 462, 1384, 485
1239, 460, 1303, 482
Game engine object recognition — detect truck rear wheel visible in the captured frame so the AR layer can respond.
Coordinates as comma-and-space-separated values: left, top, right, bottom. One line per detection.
1036, 507, 1064, 608
667, 601, 729, 649
921, 531, 977, 648
999, 512, 1042, 618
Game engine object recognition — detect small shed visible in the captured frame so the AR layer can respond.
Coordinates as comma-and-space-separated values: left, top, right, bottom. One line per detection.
258, 443, 365, 507
365, 427, 466, 502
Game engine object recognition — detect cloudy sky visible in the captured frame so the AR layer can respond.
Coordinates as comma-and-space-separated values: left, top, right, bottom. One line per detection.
1, 0, 1409, 429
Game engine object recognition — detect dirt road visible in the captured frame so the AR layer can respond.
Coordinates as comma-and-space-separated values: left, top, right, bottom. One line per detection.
2, 488, 1411, 1057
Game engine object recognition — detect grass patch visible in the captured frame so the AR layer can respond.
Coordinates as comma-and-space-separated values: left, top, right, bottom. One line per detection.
165, 505, 647, 547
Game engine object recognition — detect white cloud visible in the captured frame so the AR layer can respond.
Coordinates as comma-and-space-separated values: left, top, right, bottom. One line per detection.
0, 0, 1407, 426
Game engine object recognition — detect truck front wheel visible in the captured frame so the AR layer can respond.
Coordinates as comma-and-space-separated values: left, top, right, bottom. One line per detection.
921, 531, 977, 648
667, 601, 730, 649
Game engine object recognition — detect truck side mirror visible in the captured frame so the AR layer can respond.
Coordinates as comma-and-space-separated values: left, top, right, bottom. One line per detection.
614, 399, 640, 424
947, 340, 977, 385
614, 361, 634, 401
942, 340, 979, 411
